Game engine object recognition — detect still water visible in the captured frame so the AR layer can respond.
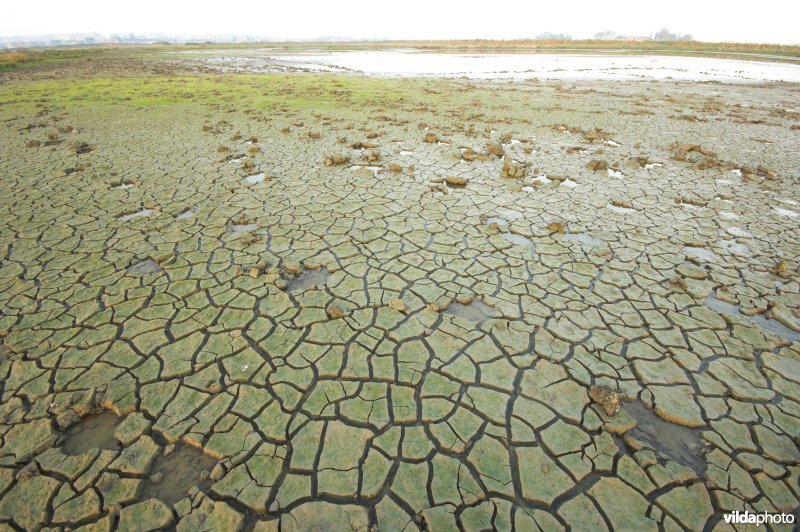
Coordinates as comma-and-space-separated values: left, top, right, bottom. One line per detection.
179, 49, 800, 82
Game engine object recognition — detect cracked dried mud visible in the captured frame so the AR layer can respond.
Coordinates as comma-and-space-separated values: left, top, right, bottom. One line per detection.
0, 50, 799, 531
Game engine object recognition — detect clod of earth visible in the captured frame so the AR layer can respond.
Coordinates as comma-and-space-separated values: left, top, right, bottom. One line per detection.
589, 386, 621, 416
323, 153, 350, 166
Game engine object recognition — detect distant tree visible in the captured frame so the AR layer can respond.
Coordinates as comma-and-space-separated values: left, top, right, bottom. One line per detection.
535, 32, 572, 41
593, 31, 618, 41
652, 27, 693, 41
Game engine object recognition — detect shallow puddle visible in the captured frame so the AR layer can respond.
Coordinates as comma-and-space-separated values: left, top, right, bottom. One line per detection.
564, 232, 604, 247
176, 206, 199, 219
486, 217, 510, 231
501, 233, 536, 256
683, 246, 717, 262
287, 267, 330, 293
444, 299, 498, 324
622, 401, 706, 474
718, 239, 749, 256
140, 445, 217, 505
725, 226, 752, 238
607, 168, 625, 179
127, 258, 164, 276
607, 203, 636, 214
560, 178, 578, 188
118, 209, 154, 221
245, 173, 265, 184
60, 412, 121, 456
706, 291, 800, 341
349, 165, 382, 177
774, 207, 798, 218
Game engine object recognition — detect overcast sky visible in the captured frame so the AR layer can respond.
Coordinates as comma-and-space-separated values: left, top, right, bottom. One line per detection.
2, 0, 797, 44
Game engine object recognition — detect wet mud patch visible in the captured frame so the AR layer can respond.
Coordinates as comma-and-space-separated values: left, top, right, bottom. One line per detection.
683, 246, 717, 263
444, 299, 498, 324
126, 258, 164, 277
176, 206, 199, 219
607, 201, 637, 215
245, 172, 265, 184
118, 208, 154, 221
706, 291, 800, 341
622, 401, 706, 474
564, 232, 604, 248
112, 179, 135, 190
60, 411, 121, 456
226, 223, 259, 233
286, 267, 330, 293
501, 233, 536, 255
140, 445, 217, 505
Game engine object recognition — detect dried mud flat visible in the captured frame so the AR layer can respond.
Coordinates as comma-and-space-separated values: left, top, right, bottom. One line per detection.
0, 55, 799, 531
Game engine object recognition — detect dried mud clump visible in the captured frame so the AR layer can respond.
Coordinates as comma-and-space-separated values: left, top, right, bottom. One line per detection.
740, 164, 776, 180
351, 141, 377, 149
547, 222, 565, 234
25, 139, 41, 148
361, 150, 381, 163
589, 386, 621, 416
387, 163, 403, 173
670, 143, 732, 170
501, 157, 528, 179
486, 143, 505, 157
586, 159, 609, 171
423, 132, 439, 143
461, 149, 493, 162
583, 128, 610, 142
610, 199, 633, 209
625, 156, 652, 169
323, 153, 350, 166
72, 142, 94, 154
445, 176, 468, 188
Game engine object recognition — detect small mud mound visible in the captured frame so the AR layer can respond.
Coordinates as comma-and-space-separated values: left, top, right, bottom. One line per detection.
127, 258, 164, 277
622, 401, 706, 474
286, 267, 330, 293
589, 385, 620, 415
140, 445, 217, 505
444, 299, 498, 324
60, 412, 121, 456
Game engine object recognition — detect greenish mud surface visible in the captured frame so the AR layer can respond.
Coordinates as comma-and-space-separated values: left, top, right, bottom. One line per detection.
0, 53, 799, 530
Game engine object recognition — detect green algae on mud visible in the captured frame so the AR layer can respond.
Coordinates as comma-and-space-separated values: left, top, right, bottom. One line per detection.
0, 73, 438, 115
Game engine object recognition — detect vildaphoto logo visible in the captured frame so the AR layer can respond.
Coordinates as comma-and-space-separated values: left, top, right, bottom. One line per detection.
723, 510, 796, 526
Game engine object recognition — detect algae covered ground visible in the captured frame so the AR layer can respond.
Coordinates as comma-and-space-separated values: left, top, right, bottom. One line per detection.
0, 49, 799, 530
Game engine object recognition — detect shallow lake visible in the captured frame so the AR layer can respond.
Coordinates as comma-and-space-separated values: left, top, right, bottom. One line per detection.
178, 49, 800, 82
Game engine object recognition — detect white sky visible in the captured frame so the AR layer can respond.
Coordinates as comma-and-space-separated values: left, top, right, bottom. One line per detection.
2, 0, 798, 44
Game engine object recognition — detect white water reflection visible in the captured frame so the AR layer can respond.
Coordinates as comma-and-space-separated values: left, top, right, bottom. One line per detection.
183, 49, 800, 82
